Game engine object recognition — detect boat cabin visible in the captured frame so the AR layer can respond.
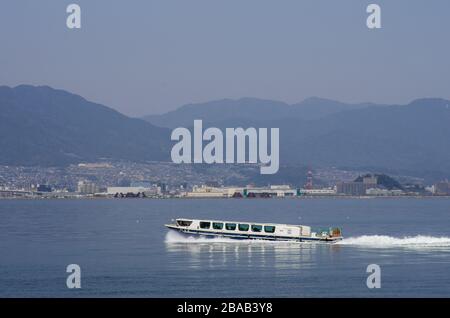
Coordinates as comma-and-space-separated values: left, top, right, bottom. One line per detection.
175, 218, 311, 237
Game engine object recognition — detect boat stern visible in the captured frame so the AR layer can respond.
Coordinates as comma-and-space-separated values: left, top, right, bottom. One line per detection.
312, 227, 343, 243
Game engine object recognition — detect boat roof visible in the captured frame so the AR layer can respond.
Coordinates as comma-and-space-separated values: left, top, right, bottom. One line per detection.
175, 218, 309, 228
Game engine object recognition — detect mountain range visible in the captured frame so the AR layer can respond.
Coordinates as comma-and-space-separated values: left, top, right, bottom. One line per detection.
143, 97, 380, 128
143, 96, 450, 180
1, 85, 449, 181
0, 85, 171, 166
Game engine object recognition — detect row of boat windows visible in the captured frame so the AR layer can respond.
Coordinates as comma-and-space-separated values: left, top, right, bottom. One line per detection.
199, 222, 276, 233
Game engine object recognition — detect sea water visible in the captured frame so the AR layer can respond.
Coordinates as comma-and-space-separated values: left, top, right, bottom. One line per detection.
0, 198, 449, 297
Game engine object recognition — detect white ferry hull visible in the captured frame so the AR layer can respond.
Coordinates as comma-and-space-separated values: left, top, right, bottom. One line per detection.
165, 224, 342, 243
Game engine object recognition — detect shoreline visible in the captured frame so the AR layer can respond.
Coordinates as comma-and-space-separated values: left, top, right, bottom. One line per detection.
1, 195, 450, 201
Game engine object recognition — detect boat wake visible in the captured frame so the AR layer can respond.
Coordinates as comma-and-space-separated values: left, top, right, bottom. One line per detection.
164, 230, 300, 244
165, 230, 237, 243
337, 235, 450, 248
166, 230, 450, 248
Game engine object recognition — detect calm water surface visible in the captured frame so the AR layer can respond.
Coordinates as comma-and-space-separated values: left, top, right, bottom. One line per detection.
0, 198, 449, 297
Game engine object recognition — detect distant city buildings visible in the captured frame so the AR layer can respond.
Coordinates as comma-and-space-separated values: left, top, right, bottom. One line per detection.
106, 186, 161, 197
77, 181, 100, 194
365, 188, 403, 196
433, 181, 450, 195
185, 185, 332, 198
185, 185, 230, 198
36, 184, 52, 192
0, 162, 448, 199
247, 185, 297, 197
336, 175, 405, 196
363, 175, 378, 185
299, 188, 336, 195
77, 163, 112, 169
336, 182, 368, 196
185, 185, 298, 198
336, 174, 379, 196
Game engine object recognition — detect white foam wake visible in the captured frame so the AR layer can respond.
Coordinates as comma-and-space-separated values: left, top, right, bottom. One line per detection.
165, 231, 450, 248
337, 235, 450, 248
164, 230, 297, 244
165, 230, 237, 243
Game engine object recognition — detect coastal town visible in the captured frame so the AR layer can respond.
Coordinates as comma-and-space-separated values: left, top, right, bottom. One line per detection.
1, 162, 449, 199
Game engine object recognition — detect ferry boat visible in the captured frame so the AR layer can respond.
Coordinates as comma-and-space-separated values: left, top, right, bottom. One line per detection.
165, 218, 343, 243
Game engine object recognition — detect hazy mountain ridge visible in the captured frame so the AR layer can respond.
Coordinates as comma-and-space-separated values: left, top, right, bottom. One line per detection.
1, 85, 449, 181
144, 96, 450, 179
0, 85, 171, 166
142, 97, 377, 128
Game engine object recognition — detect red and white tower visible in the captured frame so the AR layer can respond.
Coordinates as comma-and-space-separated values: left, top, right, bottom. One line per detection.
305, 170, 313, 189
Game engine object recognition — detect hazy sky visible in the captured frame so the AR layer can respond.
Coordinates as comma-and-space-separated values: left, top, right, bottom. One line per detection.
1, 0, 450, 116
